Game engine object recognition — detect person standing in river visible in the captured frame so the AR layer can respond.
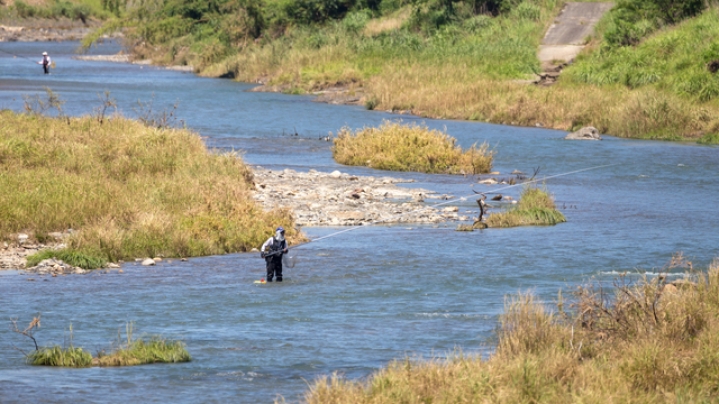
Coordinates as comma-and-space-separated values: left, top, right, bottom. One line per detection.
477, 195, 488, 222
261, 226, 289, 282
37, 52, 51, 74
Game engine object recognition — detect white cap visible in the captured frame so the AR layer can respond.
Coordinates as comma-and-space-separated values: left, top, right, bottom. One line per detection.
42, 52, 47, 55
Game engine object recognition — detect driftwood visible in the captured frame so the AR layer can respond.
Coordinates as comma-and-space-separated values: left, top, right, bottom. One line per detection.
10, 314, 41, 352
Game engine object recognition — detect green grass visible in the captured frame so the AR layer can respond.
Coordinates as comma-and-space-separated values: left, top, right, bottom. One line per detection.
26, 249, 106, 269
698, 132, 719, 145
305, 257, 719, 403
96, 338, 191, 366
85, 1, 719, 141
2, 0, 111, 22
332, 120, 493, 174
565, 9, 719, 102
26, 322, 190, 367
485, 186, 566, 228
0, 110, 299, 263
27, 345, 93, 367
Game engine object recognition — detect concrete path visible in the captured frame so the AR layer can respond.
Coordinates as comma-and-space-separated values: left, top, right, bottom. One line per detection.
536, 2, 613, 84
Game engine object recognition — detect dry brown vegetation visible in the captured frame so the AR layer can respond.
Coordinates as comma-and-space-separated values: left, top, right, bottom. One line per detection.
332, 120, 493, 174
0, 110, 299, 263
305, 255, 719, 403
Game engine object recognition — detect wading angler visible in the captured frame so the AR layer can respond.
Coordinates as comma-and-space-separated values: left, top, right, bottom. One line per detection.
260, 227, 288, 282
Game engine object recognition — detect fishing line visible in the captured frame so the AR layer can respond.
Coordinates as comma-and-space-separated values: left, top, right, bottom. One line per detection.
289, 163, 619, 247
0, 48, 37, 62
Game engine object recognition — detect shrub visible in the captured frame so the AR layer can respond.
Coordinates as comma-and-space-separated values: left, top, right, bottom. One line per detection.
603, 0, 707, 48
332, 120, 493, 174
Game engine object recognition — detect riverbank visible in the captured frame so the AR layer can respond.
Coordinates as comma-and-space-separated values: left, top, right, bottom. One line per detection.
89, 0, 718, 142
307, 258, 719, 403
0, 110, 297, 268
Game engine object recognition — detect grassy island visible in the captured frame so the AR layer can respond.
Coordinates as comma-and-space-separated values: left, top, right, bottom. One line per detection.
332, 121, 493, 174
24, 323, 190, 367
485, 186, 565, 227
306, 258, 719, 403
0, 110, 297, 267
84, 0, 719, 142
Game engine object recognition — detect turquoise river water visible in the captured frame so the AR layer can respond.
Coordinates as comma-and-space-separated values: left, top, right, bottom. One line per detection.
1, 41, 718, 403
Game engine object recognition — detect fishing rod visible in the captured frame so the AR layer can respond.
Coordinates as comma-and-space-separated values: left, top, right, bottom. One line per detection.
290, 163, 619, 247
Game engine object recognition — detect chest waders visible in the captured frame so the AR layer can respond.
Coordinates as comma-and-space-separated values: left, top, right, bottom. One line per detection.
265, 237, 286, 282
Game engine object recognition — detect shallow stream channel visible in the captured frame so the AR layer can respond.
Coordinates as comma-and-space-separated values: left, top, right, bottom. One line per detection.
1, 41, 718, 403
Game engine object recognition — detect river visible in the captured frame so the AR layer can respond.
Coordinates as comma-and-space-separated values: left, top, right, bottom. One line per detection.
1, 41, 718, 403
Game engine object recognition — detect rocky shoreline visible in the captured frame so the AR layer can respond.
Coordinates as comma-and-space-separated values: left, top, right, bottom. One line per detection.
252, 167, 475, 227
0, 19, 100, 42
0, 169, 478, 272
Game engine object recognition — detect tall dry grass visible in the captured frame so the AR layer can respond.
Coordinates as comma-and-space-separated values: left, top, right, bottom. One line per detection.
332, 120, 493, 174
305, 256, 719, 403
0, 110, 298, 262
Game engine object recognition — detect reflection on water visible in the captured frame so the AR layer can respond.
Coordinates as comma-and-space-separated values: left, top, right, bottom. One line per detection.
1, 41, 718, 403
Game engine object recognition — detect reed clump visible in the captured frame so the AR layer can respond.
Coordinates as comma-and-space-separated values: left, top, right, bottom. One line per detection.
306, 256, 719, 403
332, 121, 493, 174
94, 321, 189, 367
25, 322, 190, 367
27, 345, 93, 367
485, 186, 566, 228
95, 333, 191, 367
26, 249, 106, 270
0, 110, 298, 265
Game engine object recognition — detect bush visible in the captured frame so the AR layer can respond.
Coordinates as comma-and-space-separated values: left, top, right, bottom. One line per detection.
603, 0, 707, 48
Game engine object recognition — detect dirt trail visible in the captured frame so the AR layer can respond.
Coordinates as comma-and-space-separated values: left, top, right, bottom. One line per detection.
536, 2, 614, 85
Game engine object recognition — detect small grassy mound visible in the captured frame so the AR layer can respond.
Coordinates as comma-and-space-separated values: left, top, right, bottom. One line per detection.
306, 257, 719, 403
332, 121, 493, 174
485, 186, 566, 228
27, 346, 93, 367
24, 322, 190, 367
0, 110, 298, 265
96, 338, 190, 366
26, 249, 106, 270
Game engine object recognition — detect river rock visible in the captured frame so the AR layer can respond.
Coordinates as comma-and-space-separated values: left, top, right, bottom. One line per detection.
251, 167, 475, 227
566, 126, 601, 140
141, 258, 156, 266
